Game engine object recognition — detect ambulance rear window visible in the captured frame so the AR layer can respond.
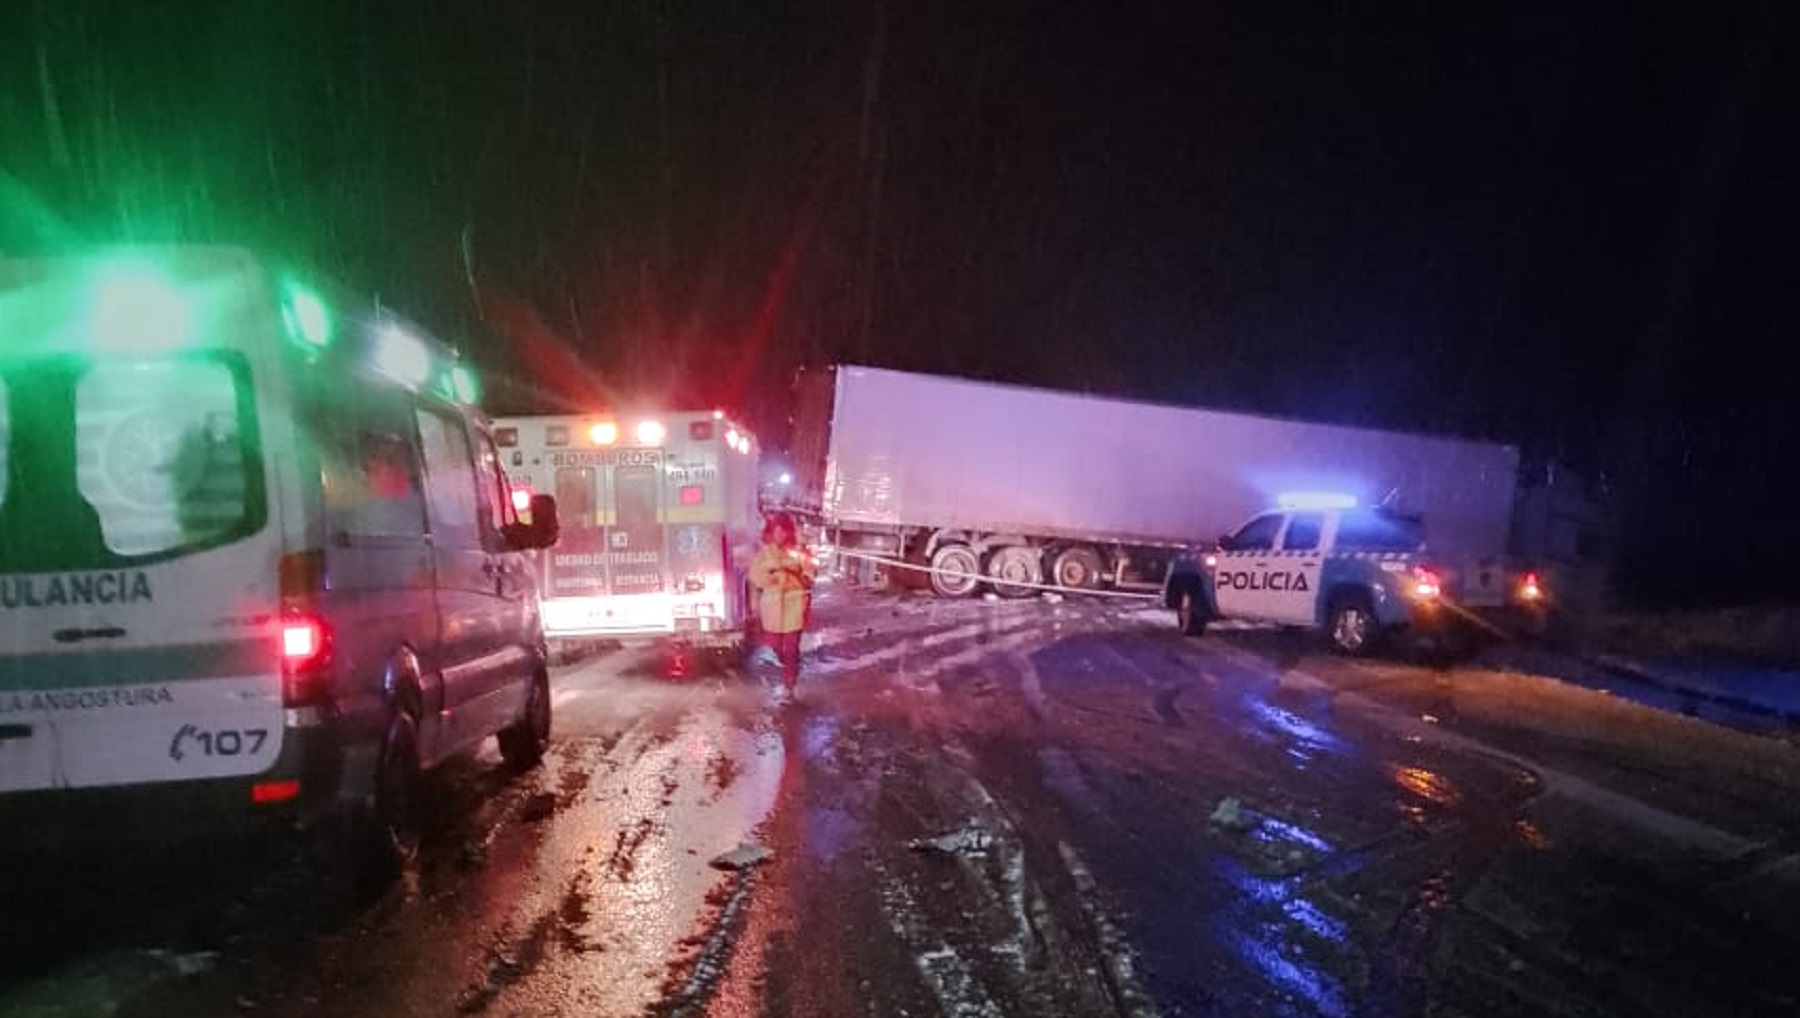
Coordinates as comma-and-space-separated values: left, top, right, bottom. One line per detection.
556, 468, 597, 530
0, 354, 265, 571
615, 465, 658, 528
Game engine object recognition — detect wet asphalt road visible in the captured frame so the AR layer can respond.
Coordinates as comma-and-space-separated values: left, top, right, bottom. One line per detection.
5, 581, 1800, 1017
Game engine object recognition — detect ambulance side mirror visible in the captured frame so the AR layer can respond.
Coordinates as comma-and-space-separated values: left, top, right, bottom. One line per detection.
505, 494, 560, 550
528, 494, 559, 548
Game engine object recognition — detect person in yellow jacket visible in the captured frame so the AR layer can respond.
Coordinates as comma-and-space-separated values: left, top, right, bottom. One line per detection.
749, 511, 816, 704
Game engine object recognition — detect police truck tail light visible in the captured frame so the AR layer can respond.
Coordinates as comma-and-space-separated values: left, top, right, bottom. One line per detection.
1410, 566, 1442, 600
1519, 572, 1543, 603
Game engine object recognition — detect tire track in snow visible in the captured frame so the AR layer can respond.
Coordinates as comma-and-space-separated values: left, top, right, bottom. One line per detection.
807, 615, 1051, 683
876, 870, 1007, 1018
1058, 842, 1163, 1018
884, 736, 1164, 1016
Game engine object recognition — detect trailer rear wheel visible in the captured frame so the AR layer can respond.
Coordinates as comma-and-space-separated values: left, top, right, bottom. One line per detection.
1049, 545, 1104, 591
928, 545, 982, 598
985, 545, 1043, 599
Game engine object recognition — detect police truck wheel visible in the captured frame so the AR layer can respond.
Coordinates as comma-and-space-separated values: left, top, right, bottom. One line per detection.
928, 545, 982, 598
1176, 588, 1209, 636
498, 666, 552, 770
985, 545, 1043, 599
1049, 545, 1104, 591
1327, 596, 1378, 656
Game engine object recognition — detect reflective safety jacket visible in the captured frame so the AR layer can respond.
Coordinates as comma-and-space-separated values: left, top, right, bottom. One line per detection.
749, 542, 815, 633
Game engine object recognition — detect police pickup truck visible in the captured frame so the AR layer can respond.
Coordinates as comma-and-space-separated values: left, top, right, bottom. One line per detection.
1163, 503, 1543, 655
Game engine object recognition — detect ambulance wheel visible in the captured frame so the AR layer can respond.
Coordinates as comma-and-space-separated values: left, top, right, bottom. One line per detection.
359, 708, 424, 887
1049, 545, 1104, 591
498, 665, 552, 770
1176, 587, 1209, 636
928, 545, 982, 598
985, 545, 1043, 599
1327, 594, 1379, 656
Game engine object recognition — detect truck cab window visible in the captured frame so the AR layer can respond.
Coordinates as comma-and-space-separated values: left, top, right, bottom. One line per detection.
1230, 514, 1283, 552
1282, 512, 1323, 551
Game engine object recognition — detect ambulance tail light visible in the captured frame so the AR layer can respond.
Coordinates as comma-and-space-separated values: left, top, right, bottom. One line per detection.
278, 550, 334, 707
511, 485, 534, 512
280, 610, 334, 706
252, 779, 302, 805
282, 616, 326, 661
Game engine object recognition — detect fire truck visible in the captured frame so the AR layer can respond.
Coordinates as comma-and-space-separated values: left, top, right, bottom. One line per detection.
493, 411, 762, 657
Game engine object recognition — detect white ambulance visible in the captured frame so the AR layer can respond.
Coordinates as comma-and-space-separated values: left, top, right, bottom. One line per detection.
493, 411, 761, 656
0, 246, 559, 877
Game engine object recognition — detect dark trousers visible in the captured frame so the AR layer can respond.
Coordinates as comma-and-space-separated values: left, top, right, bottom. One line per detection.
764, 630, 802, 687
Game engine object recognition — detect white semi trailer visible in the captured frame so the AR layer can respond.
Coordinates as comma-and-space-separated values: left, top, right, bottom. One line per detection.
784, 364, 1528, 601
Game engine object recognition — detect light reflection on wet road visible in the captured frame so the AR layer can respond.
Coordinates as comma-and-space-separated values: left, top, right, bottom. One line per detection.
7, 585, 1800, 1017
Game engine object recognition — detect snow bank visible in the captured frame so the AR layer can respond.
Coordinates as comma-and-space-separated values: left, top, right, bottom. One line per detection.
1564, 604, 1800, 668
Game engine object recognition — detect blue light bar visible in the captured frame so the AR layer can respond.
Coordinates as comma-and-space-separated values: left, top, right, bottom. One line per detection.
1276, 491, 1358, 510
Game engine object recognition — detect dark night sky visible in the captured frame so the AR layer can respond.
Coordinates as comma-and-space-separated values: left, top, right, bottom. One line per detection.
2, 1, 1796, 605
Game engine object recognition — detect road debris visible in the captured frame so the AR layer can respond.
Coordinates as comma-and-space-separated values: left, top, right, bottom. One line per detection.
1209, 796, 1255, 832
162, 950, 220, 978
709, 842, 772, 870
908, 826, 995, 857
